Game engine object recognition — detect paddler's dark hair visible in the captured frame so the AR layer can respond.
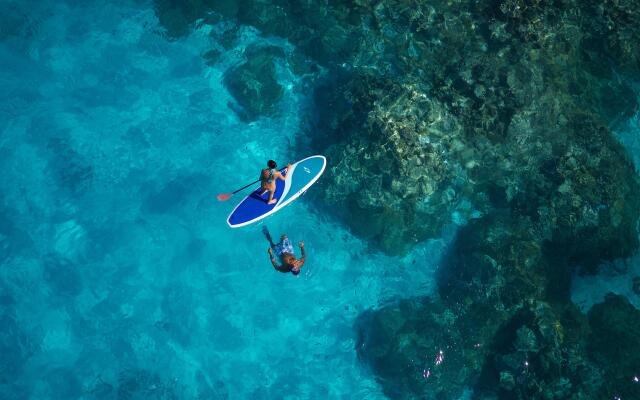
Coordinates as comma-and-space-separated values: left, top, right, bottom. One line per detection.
267, 160, 277, 169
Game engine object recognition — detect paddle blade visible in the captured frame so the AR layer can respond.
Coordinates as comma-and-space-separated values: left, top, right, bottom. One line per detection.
217, 193, 232, 201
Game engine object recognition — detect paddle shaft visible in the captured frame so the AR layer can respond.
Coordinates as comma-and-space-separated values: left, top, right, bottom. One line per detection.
230, 166, 289, 195
231, 179, 261, 195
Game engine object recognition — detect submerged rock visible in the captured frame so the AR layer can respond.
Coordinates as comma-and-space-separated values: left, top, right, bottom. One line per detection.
313, 72, 470, 255
223, 45, 285, 121
356, 297, 486, 399
356, 211, 617, 398
633, 277, 640, 296
581, 0, 640, 74
478, 302, 600, 399
588, 293, 640, 400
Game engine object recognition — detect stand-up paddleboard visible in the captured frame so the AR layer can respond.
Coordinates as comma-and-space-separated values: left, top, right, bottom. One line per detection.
227, 155, 326, 228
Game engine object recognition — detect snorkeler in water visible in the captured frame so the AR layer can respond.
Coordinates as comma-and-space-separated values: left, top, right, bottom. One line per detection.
259, 160, 291, 205
263, 226, 306, 275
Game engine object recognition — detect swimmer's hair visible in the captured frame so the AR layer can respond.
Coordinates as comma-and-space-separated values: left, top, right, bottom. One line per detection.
267, 160, 277, 169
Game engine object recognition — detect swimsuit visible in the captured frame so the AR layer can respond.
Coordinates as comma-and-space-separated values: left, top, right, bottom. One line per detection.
264, 168, 275, 184
272, 237, 294, 257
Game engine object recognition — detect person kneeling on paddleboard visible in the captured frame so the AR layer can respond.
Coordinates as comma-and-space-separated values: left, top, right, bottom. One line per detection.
260, 160, 291, 205
263, 226, 306, 275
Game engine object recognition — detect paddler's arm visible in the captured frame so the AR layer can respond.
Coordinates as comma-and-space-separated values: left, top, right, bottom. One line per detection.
276, 164, 292, 181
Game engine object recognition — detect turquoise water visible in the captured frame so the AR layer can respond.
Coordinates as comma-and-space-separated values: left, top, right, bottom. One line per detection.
4, 1, 640, 399
0, 1, 451, 398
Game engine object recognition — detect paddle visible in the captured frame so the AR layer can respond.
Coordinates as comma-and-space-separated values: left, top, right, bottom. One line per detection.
217, 166, 289, 202
216, 179, 261, 201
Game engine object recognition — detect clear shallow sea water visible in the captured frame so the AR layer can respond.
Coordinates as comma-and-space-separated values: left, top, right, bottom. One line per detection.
2, 1, 640, 399
0, 1, 448, 398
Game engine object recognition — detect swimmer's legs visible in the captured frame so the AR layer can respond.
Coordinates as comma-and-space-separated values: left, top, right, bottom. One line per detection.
262, 226, 274, 246
267, 188, 277, 204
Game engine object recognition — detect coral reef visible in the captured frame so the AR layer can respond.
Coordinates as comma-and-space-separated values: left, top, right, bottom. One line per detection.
312, 73, 468, 254
356, 213, 628, 399
581, 0, 640, 75
152, 0, 222, 38
477, 302, 600, 399
357, 213, 584, 398
356, 297, 486, 399
588, 293, 640, 400
487, 100, 640, 272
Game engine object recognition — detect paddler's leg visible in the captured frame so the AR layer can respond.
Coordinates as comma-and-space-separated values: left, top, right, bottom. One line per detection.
267, 182, 277, 204
260, 183, 269, 196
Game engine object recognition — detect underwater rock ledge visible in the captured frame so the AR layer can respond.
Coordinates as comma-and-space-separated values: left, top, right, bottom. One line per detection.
357, 215, 640, 399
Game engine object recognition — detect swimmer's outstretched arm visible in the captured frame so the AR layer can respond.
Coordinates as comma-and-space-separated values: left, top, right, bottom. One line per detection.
268, 248, 278, 268
299, 241, 306, 266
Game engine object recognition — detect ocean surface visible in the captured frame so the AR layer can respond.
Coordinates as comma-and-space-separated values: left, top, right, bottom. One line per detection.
1, 1, 639, 399
0, 1, 447, 398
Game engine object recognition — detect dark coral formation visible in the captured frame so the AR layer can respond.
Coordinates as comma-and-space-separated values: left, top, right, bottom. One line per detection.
588, 293, 640, 400
357, 213, 637, 399
312, 74, 466, 254
223, 45, 285, 121
357, 297, 486, 399
581, 0, 640, 75
151, 0, 640, 398
481, 302, 600, 399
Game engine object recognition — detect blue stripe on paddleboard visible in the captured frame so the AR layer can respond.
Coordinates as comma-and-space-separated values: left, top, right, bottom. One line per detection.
227, 168, 286, 227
